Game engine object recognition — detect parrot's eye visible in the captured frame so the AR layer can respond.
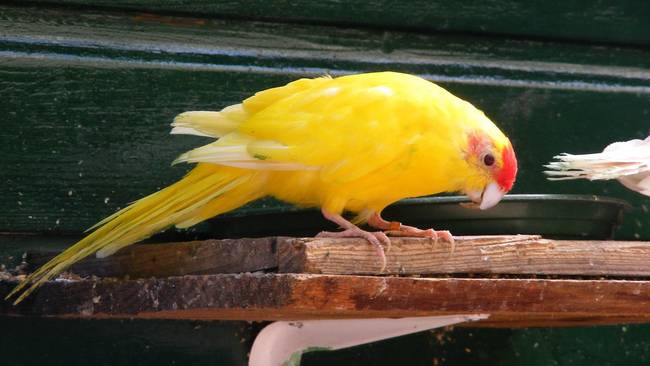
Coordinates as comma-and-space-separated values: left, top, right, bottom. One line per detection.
483, 153, 495, 166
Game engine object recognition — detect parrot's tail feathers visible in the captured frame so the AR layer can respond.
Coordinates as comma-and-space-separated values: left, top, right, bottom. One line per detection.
545, 152, 650, 181
171, 105, 247, 138
94, 173, 250, 258
6, 165, 261, 304
175, 176, 266, 229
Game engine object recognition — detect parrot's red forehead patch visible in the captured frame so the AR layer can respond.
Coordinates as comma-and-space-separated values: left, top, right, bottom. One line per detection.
498, 144, 517, 192
466, 131, 517, 192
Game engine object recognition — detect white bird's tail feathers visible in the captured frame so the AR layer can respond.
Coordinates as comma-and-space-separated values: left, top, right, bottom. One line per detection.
544, 136, 650, 196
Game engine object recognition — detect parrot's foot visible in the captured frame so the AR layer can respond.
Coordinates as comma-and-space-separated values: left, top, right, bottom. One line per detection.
385, 225, 454, 242
319, 209, 391, 272
368, 213, 455, 248
316, 228, 390, 271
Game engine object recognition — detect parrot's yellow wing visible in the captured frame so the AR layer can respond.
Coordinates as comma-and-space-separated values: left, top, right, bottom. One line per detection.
171, 77, 333, 139
176, 72, 455, 184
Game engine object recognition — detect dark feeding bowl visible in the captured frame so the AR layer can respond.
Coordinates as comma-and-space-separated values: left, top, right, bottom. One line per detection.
208, 194, 631, 240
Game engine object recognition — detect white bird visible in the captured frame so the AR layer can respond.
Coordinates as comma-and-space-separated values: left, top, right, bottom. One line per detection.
544, 135, 650, 196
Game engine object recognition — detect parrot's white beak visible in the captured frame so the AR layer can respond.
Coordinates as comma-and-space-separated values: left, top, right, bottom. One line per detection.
464, 182, 506, 210
479, 182, 505, 210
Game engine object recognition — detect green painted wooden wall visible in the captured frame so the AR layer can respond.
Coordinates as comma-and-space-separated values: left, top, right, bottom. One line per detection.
21, 0, 650, 45
2, 2, 650, 365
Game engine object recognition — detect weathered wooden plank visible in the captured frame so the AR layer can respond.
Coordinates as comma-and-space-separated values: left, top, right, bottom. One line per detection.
24, 235, 650, 279
3, 274, 650, 327
277, 236, 650, 276
27, 237, 278, 278
28, 1, 650, 45
278, 235, 529, 274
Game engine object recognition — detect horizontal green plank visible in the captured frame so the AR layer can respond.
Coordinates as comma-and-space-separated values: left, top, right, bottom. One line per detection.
1, 5, 650, 240
22, 0, 650, 45
2, 6, 650, 90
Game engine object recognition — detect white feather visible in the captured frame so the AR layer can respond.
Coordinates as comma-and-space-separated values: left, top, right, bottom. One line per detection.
172, 137, 318, 171
170, 126, 214, 138
544, 136, 650, 196
171, 107, 245, 138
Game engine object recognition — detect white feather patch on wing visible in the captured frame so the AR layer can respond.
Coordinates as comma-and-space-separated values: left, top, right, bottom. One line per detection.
171, 106, 246, 138
170, 126, 214, 138
173, 137, 318, 171
217, 161, 318, 170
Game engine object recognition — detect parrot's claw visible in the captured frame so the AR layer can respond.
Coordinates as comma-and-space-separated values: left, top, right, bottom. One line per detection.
384, 227, 454, 252
368, 214, 454, 240
385, 226, 453, 240
367, 213, 455, 253
316, 228, 390, 272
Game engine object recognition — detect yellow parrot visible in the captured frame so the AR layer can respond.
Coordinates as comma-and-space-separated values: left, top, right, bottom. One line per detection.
7, 71, 517, 304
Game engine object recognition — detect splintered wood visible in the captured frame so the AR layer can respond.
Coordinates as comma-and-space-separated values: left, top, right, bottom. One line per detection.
5, 235, 650, 327
277, 235, 650, 276
26, 235, 650, 277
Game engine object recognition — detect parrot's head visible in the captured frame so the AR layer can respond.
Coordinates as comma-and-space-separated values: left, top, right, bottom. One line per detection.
462, 129, 518, 210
